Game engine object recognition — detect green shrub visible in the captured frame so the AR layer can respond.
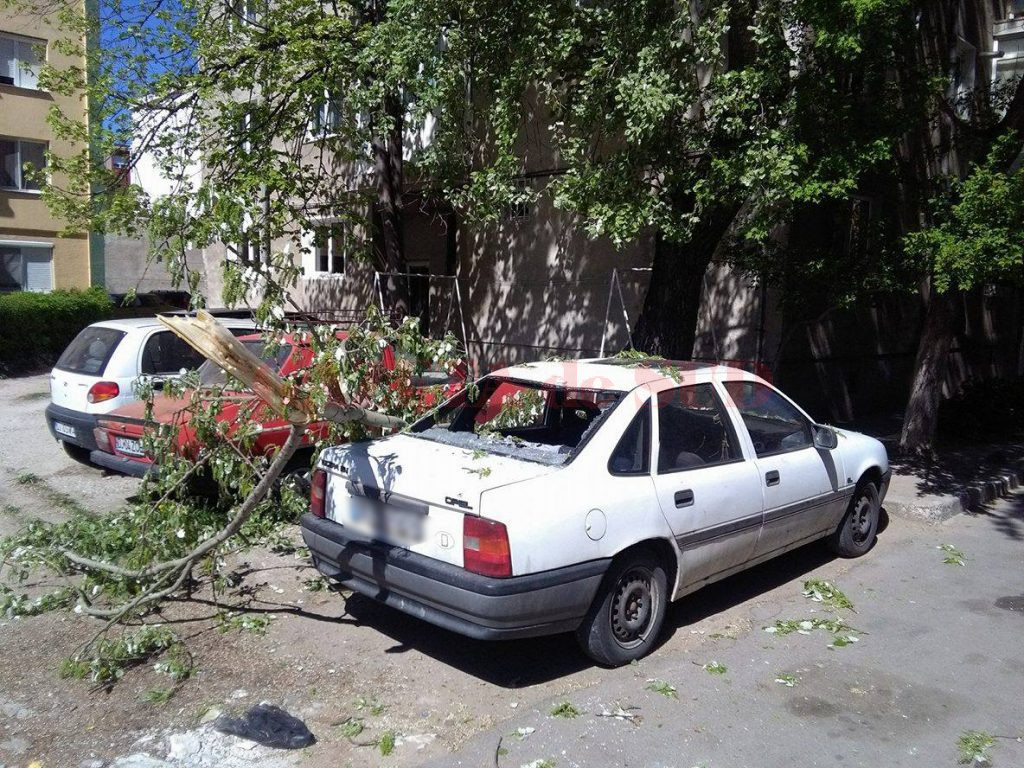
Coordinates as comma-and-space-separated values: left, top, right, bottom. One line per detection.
0, 287, 113, 375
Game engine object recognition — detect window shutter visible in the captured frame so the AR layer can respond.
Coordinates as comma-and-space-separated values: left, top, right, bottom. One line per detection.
22, 246, 53, 292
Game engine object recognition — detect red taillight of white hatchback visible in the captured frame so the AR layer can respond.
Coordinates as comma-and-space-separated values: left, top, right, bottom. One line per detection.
310, 468, 327, 518
87, 381, 120, 404
463, 515, 512, 578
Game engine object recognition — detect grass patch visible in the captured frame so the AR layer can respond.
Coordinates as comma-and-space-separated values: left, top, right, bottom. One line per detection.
144, 687, 174, 705
646, 679, 678, 699
16, 472, 40, 486
1, 504, 21, 516
378, 730, 396, 756
957, 730, 995, 764
550, 701, 582, 718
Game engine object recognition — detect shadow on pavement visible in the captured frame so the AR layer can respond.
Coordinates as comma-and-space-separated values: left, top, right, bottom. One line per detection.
335, 534, 871, 687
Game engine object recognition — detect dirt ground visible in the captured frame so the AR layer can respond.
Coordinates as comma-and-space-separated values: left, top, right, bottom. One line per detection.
0, 374, 641, 767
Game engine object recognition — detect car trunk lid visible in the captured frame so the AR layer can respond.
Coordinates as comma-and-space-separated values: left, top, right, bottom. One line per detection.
321, 434, 555, 566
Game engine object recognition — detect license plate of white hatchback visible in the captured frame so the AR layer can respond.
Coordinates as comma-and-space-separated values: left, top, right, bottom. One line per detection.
53, 422, 76, 438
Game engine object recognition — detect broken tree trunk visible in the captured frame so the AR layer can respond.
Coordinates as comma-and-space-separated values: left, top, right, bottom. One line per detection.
158, 310, 407, 431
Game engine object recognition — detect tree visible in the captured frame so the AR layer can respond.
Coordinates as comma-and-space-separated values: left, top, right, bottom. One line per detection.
423, 0, 924, 358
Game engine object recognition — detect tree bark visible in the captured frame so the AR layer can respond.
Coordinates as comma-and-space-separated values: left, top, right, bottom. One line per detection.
633, 207, 738, 359
371, 92, 410, 317
898, 287, 958, 455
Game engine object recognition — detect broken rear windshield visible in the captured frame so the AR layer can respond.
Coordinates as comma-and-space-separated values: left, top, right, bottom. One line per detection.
409, 376, 622, 465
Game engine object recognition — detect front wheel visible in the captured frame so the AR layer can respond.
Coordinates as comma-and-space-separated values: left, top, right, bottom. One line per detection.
575, 552, 668, 666
828, 482, 880, 558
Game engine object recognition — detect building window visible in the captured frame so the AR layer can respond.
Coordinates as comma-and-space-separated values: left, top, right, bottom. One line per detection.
0, 243, 53, 292
310, 94, 344, 138
0, 33, 43, 90
312, 225, 346, 274
110, 147, 131, 188
505, 177, 531, 221
0, 138, 47, 191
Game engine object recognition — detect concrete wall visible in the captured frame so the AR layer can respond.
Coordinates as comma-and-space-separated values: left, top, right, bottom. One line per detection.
102, 234, 181, 294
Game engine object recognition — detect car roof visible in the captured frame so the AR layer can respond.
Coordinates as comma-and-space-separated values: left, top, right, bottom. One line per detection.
89, 316, 257, 332
490, 357, 768, 393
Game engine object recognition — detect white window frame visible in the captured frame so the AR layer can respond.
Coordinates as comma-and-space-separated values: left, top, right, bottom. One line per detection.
0, 137, 47, 192
304, 222, 347, 277
0, 32, 44, 90
0, 240, 54, 293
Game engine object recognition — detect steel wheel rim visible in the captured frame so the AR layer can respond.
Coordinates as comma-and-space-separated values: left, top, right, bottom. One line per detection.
609, 566, 658, 648
851, 494, 874, 544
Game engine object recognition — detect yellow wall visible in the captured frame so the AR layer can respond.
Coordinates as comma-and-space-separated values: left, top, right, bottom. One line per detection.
0, 2, 91, 290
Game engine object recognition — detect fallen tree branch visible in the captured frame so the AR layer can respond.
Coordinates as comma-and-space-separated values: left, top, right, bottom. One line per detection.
65, 424, 305, 584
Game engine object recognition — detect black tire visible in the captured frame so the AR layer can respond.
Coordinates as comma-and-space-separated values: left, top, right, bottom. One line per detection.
61, 440, 93, 466
828, 481, 880, 558
575, 550, 669, 666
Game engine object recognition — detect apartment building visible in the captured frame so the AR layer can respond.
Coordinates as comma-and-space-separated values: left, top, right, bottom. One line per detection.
1, 2, 93, 293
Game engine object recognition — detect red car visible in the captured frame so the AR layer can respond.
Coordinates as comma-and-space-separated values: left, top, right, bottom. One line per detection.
90, 332, 461, 483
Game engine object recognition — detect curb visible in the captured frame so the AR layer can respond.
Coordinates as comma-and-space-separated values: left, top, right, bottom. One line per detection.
885, 463, 1024, 523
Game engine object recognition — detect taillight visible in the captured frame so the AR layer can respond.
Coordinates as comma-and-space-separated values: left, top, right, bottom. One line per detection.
463, 516, 512, 578
93, 426, 110, 451
87, 381, 120, 404
310, 469, 327, 518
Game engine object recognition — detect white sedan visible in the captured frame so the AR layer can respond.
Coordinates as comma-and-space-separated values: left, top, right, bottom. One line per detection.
301, 359, 890, 665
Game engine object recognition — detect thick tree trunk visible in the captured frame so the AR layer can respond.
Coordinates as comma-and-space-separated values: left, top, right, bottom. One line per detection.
633, 207, 738, 359
371, 93, 410, 316
898, 287, 958, 455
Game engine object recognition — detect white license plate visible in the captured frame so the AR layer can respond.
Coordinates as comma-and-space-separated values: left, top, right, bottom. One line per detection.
53, 421, 76, 438
346, 496, 425, 546
114, 436, 145, 456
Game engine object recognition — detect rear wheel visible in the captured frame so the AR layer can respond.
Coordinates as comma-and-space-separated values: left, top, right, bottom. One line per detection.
61, 440, 93, 466
828, 481, 880, 558
575, 550, 668, 666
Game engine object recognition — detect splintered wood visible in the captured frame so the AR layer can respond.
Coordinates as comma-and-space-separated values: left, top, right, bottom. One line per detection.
158, 310, 406, 430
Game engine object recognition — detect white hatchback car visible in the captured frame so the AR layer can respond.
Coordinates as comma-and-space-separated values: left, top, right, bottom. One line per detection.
301, 359, 890, 665
46, 315, 256, 464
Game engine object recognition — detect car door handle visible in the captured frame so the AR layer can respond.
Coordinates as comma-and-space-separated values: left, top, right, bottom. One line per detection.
674, 489, 694, 508
765, 470, 781, 486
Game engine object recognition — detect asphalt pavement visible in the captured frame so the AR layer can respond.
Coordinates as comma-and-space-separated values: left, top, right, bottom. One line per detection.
428, 496, 1024, 768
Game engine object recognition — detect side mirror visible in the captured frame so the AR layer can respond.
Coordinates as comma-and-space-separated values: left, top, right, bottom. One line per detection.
813, 425, 838, 451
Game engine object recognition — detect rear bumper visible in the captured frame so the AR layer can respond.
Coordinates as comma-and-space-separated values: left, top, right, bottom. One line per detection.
89, 450, 153, 478
44, 404, 99, 451
300, 513, 610, 641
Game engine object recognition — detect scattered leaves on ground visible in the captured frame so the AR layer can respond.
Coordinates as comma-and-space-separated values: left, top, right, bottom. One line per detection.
378, 730, 396, 756
144, 687, 174, 705
702, 660, 728, 675
774, 674, 798, 687
938, 544, 967, 566
802, 579, 855, 611
550, 701, 581, 718
218, 612, 272, 635
957, 730, 995, 765
646, 679, 678, 698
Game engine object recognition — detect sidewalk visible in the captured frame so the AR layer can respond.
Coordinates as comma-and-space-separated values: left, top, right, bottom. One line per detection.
884, 442, 1024, 522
